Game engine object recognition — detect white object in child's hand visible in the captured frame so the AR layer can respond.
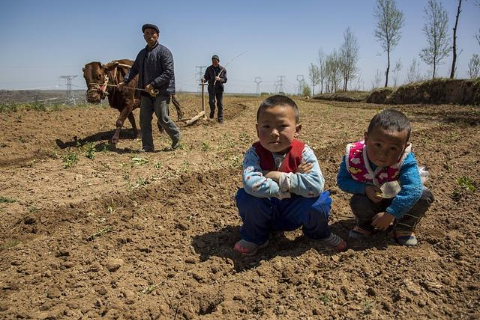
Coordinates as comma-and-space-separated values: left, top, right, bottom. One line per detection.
418, 166, 429, 184
380, 181, 401, 198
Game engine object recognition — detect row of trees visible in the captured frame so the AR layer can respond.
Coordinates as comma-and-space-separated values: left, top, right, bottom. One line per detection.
306, 0, 479, 96
308, 27, 360, 95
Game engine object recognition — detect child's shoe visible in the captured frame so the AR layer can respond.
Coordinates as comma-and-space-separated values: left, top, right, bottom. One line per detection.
348, 226, 372, 239
234, 239, 269, 256
392, 230, 418, 246
321, 233, 347, 252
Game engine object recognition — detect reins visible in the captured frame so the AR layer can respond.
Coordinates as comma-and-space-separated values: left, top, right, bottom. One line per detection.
87, 63, 158, 97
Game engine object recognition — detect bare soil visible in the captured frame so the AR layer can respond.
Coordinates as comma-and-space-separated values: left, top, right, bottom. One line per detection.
0, 95, 479, 319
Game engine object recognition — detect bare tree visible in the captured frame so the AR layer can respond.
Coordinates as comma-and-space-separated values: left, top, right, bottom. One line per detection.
406, 58, 423, 83
450, 0, 463, 79
420, 0, 450, 79
392, 59, 403, 87
468, 54, 480, 78
339, 27, 360, 91
318, 49, 326, 94
308, 63, 321, 96
325, 51, 342, 93
374, 0, 405, 87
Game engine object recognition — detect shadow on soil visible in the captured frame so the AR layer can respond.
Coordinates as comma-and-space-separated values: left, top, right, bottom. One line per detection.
192, 220, 395, 273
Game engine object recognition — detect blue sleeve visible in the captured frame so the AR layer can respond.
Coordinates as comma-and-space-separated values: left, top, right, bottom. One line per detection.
242, 147, 281, 198
336, 156, 368, 195
386, 153, 423, 219
288, 145, 324, 197
152, 47, 174, 88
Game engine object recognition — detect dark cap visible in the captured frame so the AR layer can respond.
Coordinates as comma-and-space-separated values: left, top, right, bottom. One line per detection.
212, 55, 220, 61
142, 24, 159, 34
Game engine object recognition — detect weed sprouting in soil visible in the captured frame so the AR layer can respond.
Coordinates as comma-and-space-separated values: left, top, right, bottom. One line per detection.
202, 141, 211, 152
131, 156, 149, 166
0, 196, 16, 203
84, 142, 96, 160
86, 226, 113, 241
63, 150, 78, 168
457, 176, 476, 192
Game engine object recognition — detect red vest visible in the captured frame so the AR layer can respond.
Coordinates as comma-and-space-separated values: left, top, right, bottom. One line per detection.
253, 140, 305, 173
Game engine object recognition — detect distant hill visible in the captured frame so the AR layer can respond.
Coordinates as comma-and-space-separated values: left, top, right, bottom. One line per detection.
0, 90, 86, 104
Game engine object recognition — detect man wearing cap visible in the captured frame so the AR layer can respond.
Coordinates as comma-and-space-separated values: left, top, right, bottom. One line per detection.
119, 23, 181, 151
201, 55, 227, 123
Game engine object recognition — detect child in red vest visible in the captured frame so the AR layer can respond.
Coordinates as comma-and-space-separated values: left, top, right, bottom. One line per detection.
234, 95, 346, 256
337, 109, 434, 246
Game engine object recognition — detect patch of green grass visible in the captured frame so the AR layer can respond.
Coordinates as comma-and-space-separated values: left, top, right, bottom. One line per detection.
84, 142, 96, 160
63, 150, 78, 168
129, 177, 149, 190
141, 284, 157, 294
457, 176, 476, 192
28, 206, 39, 213
201, 141, 211, 152
131, 156, 148, 166
0, 196, 16, 203
318, 293, 330, 304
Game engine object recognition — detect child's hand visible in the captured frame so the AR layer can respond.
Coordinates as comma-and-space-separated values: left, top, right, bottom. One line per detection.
263, 170, 282, 183
371, 212, 395, 230
297, 162, 313, 174
365, 185, 383, 203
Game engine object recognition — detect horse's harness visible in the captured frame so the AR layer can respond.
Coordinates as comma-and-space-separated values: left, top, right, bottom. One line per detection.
87, 63, 158, 98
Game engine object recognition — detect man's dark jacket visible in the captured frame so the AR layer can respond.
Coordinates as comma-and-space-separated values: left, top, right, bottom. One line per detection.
123, 43, 175, 96
203, 65, 227, 92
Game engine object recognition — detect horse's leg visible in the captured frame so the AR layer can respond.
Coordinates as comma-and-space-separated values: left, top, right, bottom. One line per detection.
112, 106, 131, 145
171, 95, 184, 121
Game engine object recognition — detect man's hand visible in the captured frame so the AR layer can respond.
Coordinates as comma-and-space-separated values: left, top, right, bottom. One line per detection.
371, 212, 395, 230
215, 76, 221, 82
263, 170, 282, 183
365, 185, 383, 203
297, 162, 313, 174
201, 77, 205, 83
145, 83, 153, 93
118, 82, 125, 90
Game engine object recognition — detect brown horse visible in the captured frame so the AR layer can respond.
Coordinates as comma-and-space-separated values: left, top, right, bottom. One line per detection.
83, 59, 140, 144
83, 59, 185, 145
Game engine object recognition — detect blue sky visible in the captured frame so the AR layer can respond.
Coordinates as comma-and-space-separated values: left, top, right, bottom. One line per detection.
0, 0, 478, 93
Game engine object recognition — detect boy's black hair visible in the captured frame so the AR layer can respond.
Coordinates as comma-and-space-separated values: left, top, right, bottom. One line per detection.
257, 95, 299, 123
367, 109, 411, 141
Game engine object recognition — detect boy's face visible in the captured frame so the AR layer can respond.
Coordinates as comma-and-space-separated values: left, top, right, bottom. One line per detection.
364, 126, 409, 167
256, 105, 301, 154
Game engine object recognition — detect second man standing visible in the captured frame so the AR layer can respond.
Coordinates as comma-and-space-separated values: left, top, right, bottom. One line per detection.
202, 55, 227, 123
